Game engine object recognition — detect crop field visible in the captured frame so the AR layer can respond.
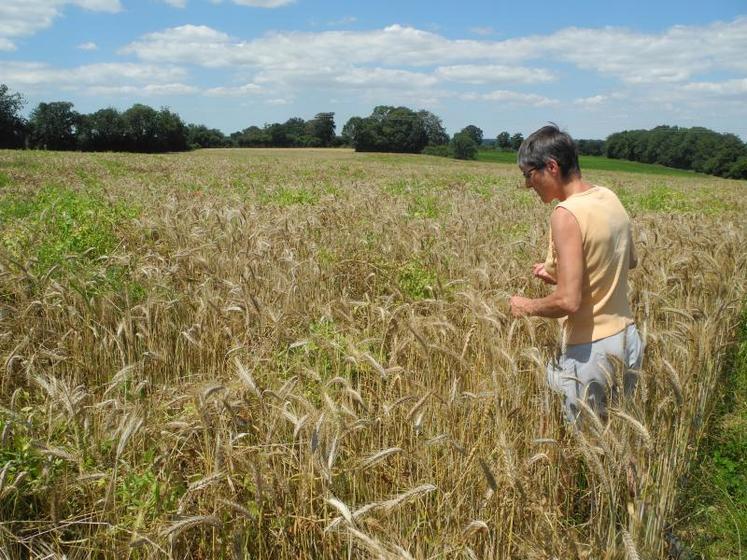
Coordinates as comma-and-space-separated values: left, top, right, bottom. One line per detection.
0, 148, 745, 559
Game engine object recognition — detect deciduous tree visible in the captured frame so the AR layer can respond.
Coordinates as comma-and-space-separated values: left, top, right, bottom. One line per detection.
0, 84, 26, 148
451, 131, 478, 160
28, 101, 79, 150
461, 125, 483, 146
496, 131, 511, 150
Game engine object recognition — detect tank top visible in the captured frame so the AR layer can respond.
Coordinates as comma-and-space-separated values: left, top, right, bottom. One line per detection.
543, 186, 635, 346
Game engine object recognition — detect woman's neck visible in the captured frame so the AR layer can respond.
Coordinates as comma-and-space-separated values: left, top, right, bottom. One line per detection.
558, 175, 592, 201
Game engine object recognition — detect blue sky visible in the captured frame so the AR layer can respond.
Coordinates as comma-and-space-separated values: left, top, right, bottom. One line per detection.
2, 0, 746, 140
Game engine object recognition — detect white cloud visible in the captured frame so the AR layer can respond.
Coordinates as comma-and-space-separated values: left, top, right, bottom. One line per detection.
161, 0, 187, 6
119, 25, 234, 68
77, 41, 98, 50
435, 64, 555, 84
682, 78, 747, 96
524, 17, 747, 84
335, 68, 438, 88
574, 94, 608, 107
205, 83, 262, 96
0, 61, 187, 90
121, 18, 747, 89
72, 0, 121, 10
461, 89, 558, 107
86, 83, 197, 96
0, 0, 121, 50
120, 24, 517, 68
0, 38, 16, 51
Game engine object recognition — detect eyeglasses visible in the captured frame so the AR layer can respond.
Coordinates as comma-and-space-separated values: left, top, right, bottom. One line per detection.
521, 165, 544, 187
522, 166, 542, 180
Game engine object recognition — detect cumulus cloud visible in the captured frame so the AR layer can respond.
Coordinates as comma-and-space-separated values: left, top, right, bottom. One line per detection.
77, 41, 98, 50
1, 59, 196, 97
86, 83, 197, 96
0, 61, 188, 91
334, 68, 438, 88
161, 0, 187, 7
120, 18, 747, 90
205, 83, 262, 96
524, 17, 747, 83
574, 94, 608, 107
682, 78, 747, 96
435, 64, 555, 84
119, 25, 234, 67
0, 0, 121, 49
120, 24, 516, 68
72, 0, 121, 9
461, 90, 558, 107
0, 38, 16, 51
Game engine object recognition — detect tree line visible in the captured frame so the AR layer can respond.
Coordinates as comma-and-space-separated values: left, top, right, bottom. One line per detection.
340, 106, 530, 161
605, 126, 747, 179
2, 84, 746, 178
0, 84, 338, 153
1, 85, 189, 152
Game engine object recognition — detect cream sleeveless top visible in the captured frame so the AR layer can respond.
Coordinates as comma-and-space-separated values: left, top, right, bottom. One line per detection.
543, 186, 636, 346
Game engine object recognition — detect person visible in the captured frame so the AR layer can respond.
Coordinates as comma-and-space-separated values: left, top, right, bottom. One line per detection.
509, 124, 643, 422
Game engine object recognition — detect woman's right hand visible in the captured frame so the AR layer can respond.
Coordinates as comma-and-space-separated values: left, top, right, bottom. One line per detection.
532, 263, 557, 284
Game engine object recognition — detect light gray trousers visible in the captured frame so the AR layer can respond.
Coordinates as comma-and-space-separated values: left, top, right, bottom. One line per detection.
546, 323, 644, 422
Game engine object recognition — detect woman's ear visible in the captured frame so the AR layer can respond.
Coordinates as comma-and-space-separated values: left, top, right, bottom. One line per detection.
545, 158, 560, 177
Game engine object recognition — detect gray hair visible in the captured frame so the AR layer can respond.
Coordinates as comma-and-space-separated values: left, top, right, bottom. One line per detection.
517, 123, 580, 179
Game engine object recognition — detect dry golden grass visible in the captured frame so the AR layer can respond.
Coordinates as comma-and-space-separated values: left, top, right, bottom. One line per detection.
0, 148, 745, 558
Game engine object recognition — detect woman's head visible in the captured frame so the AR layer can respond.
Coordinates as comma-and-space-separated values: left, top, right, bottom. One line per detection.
517, 123, 580, 180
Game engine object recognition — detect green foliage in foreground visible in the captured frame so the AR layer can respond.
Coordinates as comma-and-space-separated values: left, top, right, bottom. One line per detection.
476, 150, 706, 177
678, 305, 747, 558
0, 185, 138, 283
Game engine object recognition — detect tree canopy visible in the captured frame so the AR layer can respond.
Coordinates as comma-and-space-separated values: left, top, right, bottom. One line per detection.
451, 131, 478, 160
495, 131, 511, 151
461, 125, 483, 146
229, 113, 338, 148
606, 125, 747, 179
419, 110, 450, 146
344, 106, 431, 153
0, 84, 26, 148
28, 102, 79, 151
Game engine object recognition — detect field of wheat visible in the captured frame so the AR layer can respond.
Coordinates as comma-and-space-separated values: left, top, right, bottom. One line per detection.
0, 148, 745, 559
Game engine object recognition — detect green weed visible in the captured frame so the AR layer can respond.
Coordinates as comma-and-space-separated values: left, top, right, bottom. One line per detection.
0, 411, 65, 519
636, 185, 690, 212
261, 186, 319, 206
0, 185, 138, 279
117, 460, 182, 522
398, 260, 437, 300
407, 193, 441, 219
